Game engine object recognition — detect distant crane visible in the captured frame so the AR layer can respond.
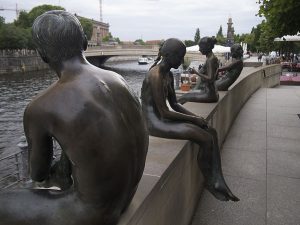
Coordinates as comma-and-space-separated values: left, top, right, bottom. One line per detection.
99, 0, 103, 22
0, 3, 24, 18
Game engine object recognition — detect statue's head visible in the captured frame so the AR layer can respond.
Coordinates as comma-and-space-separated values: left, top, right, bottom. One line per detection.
32, 10, 87, 65
198, 36, 217, 55
230, 44, 243, 58
160, 38, 186, 69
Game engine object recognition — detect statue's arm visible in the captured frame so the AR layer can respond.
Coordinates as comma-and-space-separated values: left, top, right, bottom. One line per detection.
24, 109, 53, 182
149, 73, 207, 127
218, 59, 242, 72
167, 73, 199, 116
188, 67, 207, 79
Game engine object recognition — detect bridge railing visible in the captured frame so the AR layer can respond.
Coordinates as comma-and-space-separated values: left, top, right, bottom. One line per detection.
87, 44, 159, 51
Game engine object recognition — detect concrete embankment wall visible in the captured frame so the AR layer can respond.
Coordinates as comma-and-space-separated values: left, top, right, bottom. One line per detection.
0, 55, 49, 75
118, 64, 281, 225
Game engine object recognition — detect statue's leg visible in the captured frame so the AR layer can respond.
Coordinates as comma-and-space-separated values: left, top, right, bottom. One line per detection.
177, 91, 217, 104
149, 117, 238, 201
216, 78, 232, 91
197, 127, 239, 201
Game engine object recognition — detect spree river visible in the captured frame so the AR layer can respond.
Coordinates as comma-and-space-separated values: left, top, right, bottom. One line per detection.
0, 60, 151, 158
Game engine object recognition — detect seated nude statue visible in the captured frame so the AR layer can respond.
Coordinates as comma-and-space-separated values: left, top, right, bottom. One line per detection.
178, 37, 219, 104
141, 38, 239, 202
216, 44, 244, 91
0, 10, 148, 225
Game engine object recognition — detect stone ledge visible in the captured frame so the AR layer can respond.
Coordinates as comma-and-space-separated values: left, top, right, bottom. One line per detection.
118, 64, 281, 225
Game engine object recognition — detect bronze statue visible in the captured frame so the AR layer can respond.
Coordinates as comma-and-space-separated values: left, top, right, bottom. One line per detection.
178, 37, 219, 104
141, 38, 239, 202
0, 10, 148, 225
216, 44, 243, 91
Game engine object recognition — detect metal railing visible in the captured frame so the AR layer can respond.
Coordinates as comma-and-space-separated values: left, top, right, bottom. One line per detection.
0, 150, 28, 190
0, 137, 62, 190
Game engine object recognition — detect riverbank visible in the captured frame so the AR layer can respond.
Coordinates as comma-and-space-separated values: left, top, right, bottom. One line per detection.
0, 53, 141, 75
0, 53, 49, 75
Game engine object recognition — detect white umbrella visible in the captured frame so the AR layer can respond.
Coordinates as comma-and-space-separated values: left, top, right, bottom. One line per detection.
274, 34, 300, 42
186, 45, 230, 53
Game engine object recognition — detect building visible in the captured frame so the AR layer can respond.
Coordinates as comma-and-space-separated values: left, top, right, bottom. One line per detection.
76, 15, 109, 46
145, 40, 163, 45
226, 17, 235, 47
90, 19, 109, 46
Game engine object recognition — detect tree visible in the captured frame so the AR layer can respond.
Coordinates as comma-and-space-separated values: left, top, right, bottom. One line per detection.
102, 32, 113, 42
15, 4, 65, 28
217, 25, 223, 37
134, 39, 145, 45
184, 40, 195, 47
0, 24, 29, 49
14, 11, 30, 28
78, 17, 93, 40
216, 25, 226, 45
0, 16, 4, 28
194, 28, 200, 44
258, 20, 277, 52
257, 0, 300, 36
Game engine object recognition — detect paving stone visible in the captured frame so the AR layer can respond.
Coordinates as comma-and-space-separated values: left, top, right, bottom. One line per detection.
267, 111, 300, 127
267, 150, 300, 178
267, 124, 300, 140
223, 131, 266, 152
191, 176, 266, 225
222, 148, 266, 181
229, 118, 266, 134
267, 136, 300, 153
267, 175, 300, 225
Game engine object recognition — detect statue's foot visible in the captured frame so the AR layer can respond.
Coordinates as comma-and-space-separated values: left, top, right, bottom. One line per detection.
205, 177, 239, 202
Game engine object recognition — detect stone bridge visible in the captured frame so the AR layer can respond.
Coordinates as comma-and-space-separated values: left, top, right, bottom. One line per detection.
84, 46, 205, 66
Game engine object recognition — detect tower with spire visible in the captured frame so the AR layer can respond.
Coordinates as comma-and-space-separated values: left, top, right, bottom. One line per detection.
226, 17, 235, 47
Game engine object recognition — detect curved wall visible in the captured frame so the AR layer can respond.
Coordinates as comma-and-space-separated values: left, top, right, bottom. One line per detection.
118, 65, 281, 225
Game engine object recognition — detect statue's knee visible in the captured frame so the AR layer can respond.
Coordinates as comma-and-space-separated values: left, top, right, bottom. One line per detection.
207, 127, 217, 136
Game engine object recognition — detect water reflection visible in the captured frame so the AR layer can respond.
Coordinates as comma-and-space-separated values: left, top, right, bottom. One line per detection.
0, 60, 149, 157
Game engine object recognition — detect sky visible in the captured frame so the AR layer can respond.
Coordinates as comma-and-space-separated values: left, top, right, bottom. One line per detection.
0, 0, 264, 41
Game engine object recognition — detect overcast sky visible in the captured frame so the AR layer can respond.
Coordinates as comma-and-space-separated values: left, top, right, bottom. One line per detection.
1, 0, 264, 41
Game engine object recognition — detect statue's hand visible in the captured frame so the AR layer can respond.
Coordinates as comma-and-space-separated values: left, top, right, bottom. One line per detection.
195, 117, 208, 128
188, 67, 197, 74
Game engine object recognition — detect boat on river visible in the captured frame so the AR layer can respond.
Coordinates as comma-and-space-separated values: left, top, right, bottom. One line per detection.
138, 56, 152, 65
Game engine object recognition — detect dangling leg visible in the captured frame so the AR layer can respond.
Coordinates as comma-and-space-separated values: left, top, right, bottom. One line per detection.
197, 128, 239, 201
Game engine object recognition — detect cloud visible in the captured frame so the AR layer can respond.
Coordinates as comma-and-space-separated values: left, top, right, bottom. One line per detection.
0, 0, 264, 41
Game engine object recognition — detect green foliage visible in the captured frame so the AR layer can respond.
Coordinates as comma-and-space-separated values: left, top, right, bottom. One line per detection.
257, 0, 300, 36
216, 25, 226, 45
194, 28, 200, 44
258, 20, 277, 52
78, 17, 93, 40
0, 24, 32, 49
184, 40, 195, 47
217, 25, 223, 37
102, 32, 113, 42
216, 35, 226, 45
134, 39, 145, 45
14, 4, 65, 28
0, 16, 4, 27
0, 4, 65, 50
182, 57, 191, 70
14, 11, 30, 28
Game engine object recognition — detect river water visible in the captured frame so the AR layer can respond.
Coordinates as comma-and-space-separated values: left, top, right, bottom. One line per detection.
0, 60, 151, 158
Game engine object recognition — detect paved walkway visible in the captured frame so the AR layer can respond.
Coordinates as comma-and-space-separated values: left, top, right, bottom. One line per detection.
191, 86, 300, 225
